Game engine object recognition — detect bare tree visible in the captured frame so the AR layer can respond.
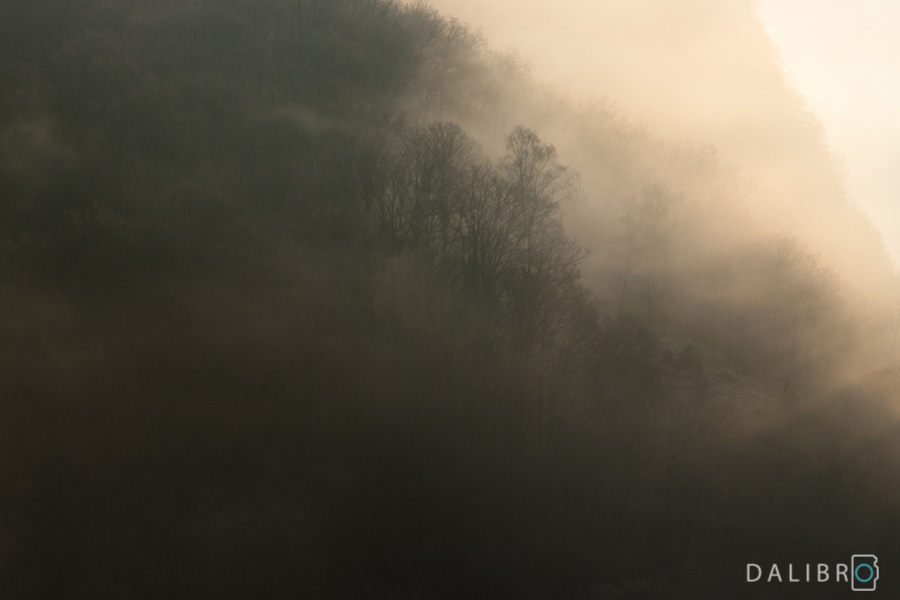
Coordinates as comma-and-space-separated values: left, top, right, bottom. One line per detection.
375, 122, 478, 261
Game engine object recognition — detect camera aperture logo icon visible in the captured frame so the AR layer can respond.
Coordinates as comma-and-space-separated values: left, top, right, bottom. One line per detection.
852, 554, 879, 592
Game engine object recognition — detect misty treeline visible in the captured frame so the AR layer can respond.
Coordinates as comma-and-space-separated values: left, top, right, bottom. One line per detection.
2, 0, 900, 598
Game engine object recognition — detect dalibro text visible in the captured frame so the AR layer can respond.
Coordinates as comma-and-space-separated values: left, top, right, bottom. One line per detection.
747, 563, 851, 583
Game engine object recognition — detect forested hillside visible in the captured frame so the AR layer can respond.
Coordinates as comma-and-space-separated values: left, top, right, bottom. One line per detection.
2, 1, 900, 598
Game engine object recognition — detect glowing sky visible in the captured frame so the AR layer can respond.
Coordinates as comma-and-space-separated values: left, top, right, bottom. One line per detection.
756, 0, 900, 266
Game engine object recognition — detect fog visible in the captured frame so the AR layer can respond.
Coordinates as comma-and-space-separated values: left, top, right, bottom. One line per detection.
3, 1, 900, 598
414, 0, 898, 291
416, 0, 805, 152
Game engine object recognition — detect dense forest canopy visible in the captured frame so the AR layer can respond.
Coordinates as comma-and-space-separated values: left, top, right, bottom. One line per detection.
2, 0, 900, 598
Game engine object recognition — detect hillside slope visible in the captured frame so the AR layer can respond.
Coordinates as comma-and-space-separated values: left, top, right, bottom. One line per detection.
1, 1, 900, 598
